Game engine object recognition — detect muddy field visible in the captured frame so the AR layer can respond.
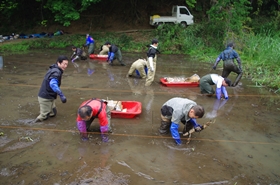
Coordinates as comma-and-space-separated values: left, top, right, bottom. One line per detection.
0, 50, 279, 185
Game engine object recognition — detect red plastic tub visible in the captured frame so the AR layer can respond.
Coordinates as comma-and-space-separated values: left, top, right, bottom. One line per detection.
89, 54, 108, 60
111, 101, 142, 119
160, 78, 199, 87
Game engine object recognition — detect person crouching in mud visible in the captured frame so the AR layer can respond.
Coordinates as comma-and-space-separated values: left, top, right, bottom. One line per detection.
76, 98, 112, 141
159, 97, 205, 145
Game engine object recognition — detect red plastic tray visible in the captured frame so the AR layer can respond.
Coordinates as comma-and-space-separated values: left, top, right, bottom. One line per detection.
89, 54, 108, 60
111, 101, 142, 119
160, 78, 199, 87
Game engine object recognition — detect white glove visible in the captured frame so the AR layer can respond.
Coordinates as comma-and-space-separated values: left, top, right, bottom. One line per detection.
148, 57, 154, 72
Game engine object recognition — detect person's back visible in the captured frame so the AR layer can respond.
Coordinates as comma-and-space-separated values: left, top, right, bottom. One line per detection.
127, 59, 147, 78
213, 43, 243, 87
76, 48, 83, 56
110, 44, 119, 53
99, 45, 109, 55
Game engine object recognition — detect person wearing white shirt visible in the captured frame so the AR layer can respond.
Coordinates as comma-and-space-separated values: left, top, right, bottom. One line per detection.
200, 74, 231, 99
145, 39, 159, 86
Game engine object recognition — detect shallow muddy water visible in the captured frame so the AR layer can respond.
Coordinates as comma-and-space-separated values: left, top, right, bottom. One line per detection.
0, 50, 279, 185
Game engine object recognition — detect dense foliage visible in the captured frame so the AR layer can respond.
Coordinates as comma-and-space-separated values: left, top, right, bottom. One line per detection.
0, 0, 279, 31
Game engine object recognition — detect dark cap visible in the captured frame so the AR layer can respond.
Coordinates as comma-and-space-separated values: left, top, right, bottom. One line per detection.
57, 55, 68, 63
104, 41, 111, 45
224, 78, 231, 86
227, 42, 234, 47
152, 39, 158, 44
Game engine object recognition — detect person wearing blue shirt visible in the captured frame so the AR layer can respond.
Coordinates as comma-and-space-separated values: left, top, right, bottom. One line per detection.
31, 56, 68, 123
213, 42, 243, 87
84, 34, 95, 55
159, 97, 205, 145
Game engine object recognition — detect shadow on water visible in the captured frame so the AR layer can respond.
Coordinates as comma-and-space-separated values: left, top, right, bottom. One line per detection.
0, 50, 279, 184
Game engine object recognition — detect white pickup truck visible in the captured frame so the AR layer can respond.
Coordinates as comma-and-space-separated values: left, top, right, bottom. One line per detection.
149, 5, 194, 27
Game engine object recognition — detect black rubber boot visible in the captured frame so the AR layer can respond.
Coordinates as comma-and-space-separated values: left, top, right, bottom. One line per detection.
232, 72, 243, 87
159, 121, 171, 135
49, 107, 57, 117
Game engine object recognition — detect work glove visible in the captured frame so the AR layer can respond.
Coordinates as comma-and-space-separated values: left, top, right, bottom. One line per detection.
77, 121, 89, 140
170, 122, 181, 145
100, 125, 109, 142
57, 91, 67, 103
72, 56, 79, 62
216, 88, 222, 100
212, 65, 216, 70
189, 118, 202, 132
108, 52, 115, 61
221, 86, 229, 99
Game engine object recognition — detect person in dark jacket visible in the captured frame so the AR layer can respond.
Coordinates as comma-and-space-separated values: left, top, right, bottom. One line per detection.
212, 42, 243, 87
76, 98, 112, 141
70, 46, 87, 68
145, 39, 159, 86
105, 41, 126, 66
31, 55, 68, 123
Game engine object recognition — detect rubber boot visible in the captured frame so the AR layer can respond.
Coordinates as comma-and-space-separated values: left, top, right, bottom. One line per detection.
49, 107, 57, 117
159, 121, 171, 135
232, 72, 243, 87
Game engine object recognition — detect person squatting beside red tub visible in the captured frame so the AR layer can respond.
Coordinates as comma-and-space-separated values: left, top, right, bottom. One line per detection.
76, 98, 112, 142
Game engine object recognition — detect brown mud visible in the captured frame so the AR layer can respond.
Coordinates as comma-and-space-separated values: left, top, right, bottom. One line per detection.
0, 50, 279, 184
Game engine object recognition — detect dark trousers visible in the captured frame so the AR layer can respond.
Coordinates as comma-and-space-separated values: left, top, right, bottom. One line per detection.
222, 60, 243, 86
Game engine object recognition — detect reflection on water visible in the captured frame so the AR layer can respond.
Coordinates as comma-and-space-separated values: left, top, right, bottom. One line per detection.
0, 51, 279, 184
0, 56, 3, 70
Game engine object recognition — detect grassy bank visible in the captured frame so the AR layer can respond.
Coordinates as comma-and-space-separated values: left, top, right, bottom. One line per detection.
0, 27, 279, 93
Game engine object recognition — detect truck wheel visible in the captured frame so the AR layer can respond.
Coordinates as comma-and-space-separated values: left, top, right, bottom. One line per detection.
180, 22, 187, 28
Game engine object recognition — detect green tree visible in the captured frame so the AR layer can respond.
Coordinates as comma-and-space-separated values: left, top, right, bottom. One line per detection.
44, 0, 101, 26
185, 0, 197, 8
0, 0, 18, 21
207, 0, 252, 33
